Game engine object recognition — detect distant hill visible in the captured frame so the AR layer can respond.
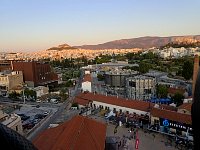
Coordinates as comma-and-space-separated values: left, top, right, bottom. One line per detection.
75, 35, 200, 49
47, 44, 77, 51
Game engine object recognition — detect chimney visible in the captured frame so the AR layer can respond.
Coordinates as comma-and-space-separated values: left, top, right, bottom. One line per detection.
192, 54, 199, 97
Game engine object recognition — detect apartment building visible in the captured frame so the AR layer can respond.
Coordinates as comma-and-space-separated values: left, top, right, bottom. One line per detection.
0, 110, 23, 135
0, 71, 23, 94
12, 61, 58, 87
126, 75, 156, 100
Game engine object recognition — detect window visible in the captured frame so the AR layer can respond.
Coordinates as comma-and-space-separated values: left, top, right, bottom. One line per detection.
129, 81, 136, 87
16, 126, 18, 131
154, 119, 159, 125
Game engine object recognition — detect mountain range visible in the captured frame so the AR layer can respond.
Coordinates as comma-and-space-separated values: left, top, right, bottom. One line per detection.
75, 35, 200, 49
47, 35, 200, 50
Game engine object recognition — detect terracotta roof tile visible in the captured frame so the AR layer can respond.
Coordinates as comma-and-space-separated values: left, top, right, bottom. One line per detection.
77, 93, 153, 112
74, 97, 90, 106
178, 103, 192, 112
82, 74, 92, 82
33, 115, 106, 150
168, 87, 185, 95
151, 107, 191, 125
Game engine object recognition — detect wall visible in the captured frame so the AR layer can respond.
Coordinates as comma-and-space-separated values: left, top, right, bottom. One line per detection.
8, 71, 23, 90
2, 114, 23, 135
82, 81, 92, 92
92, 101, 148, 115
0, 71, 23, 91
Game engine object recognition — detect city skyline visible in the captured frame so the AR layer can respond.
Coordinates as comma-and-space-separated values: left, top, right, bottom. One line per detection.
1, 0, 200, 51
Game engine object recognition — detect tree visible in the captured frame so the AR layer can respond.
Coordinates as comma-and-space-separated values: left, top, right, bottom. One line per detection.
65, 80, 73, 87
59, 88, 68, 101
172, 93, 184, 107
72, 103, 79, 109
9, 91, 20, 100
139, 62, 151, 73
23, 89, 36, 100
182, 60, 193, 80
156, 85, 168, 98
97, 74, 105, 81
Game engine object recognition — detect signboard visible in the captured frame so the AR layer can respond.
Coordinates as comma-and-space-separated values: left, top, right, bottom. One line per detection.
160, 118, 192, 132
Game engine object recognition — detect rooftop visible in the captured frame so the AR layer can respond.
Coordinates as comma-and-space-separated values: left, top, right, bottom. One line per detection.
76, 93, 153, 112
74, 97, 90, 106
178, 103, 192, 112
151, 107, 191, 125
127, 75, 155, 80
33, 115, 106, 150
82, 74, 92, 82
168, 87, 185, 95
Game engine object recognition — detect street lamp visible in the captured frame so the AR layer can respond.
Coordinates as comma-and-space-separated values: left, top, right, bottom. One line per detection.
21, 83, 27, 104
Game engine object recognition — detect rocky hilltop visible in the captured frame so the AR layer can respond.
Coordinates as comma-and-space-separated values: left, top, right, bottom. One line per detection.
47, 44, 77, 51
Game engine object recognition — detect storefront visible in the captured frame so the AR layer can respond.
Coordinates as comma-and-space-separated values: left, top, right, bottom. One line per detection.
159, 118, 192, 136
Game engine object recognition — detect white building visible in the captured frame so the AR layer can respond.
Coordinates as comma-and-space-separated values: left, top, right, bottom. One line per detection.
81, 74, 92, 92
76, 93, 152, 116
126, 75, 156, 100
0, 110, 23, 135
84, 70, 90, 75
34, 86, 49, 98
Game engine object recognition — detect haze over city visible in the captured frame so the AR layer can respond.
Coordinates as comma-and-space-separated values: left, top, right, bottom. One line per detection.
1, 0, 200, 52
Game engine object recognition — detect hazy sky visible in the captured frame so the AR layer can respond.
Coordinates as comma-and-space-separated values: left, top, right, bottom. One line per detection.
1, 0, 200, 52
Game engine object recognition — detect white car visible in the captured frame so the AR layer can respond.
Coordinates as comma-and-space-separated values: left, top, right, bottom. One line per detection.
43, 111, 49, 116
36, 99, 41, 103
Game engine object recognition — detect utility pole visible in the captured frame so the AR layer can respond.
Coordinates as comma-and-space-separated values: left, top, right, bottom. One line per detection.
23, 87, 25, 104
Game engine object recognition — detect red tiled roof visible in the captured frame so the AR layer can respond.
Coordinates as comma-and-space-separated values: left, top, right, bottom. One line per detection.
159, 104, 177, 111
168, 87, 185, 95
151, 107, 191, 125
178, 103, 192, 112
76, 93, 153, 112
74, 97, 90, 106
33, 115, 106, 150
82, 74, 92, 82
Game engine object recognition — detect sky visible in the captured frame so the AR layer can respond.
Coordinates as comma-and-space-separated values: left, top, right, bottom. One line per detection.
0, 0, 200, 52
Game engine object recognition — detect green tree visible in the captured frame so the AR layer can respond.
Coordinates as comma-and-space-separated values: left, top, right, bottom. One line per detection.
23, 89, 36, 99
139, 62, 151, 73
9, 91, 20, 100
182, 60, 193, 80
172, 93, 184, 107
65, 80, 73, 87
156, 85, 168, 98
97, 74, 105, 81
72, 102, 79, 109
59, 88, 68, 101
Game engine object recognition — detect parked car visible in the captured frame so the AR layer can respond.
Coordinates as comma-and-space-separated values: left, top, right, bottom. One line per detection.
22, 123, 35, 129
43, 111, 49, 116
34, 114, 45, 119
17, 114, 30, 121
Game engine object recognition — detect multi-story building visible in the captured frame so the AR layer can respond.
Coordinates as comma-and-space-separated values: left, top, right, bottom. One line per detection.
0, 60, 11, 71
0, 110, 23, 135
0, 71, 23, 95
126, 75, 156, 100
12, 61, 58, 87
104, 68, 137, 97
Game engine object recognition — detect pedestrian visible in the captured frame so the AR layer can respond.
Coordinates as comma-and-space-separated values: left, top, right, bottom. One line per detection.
152, 134, 155, 141
114, 128, 117, 134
